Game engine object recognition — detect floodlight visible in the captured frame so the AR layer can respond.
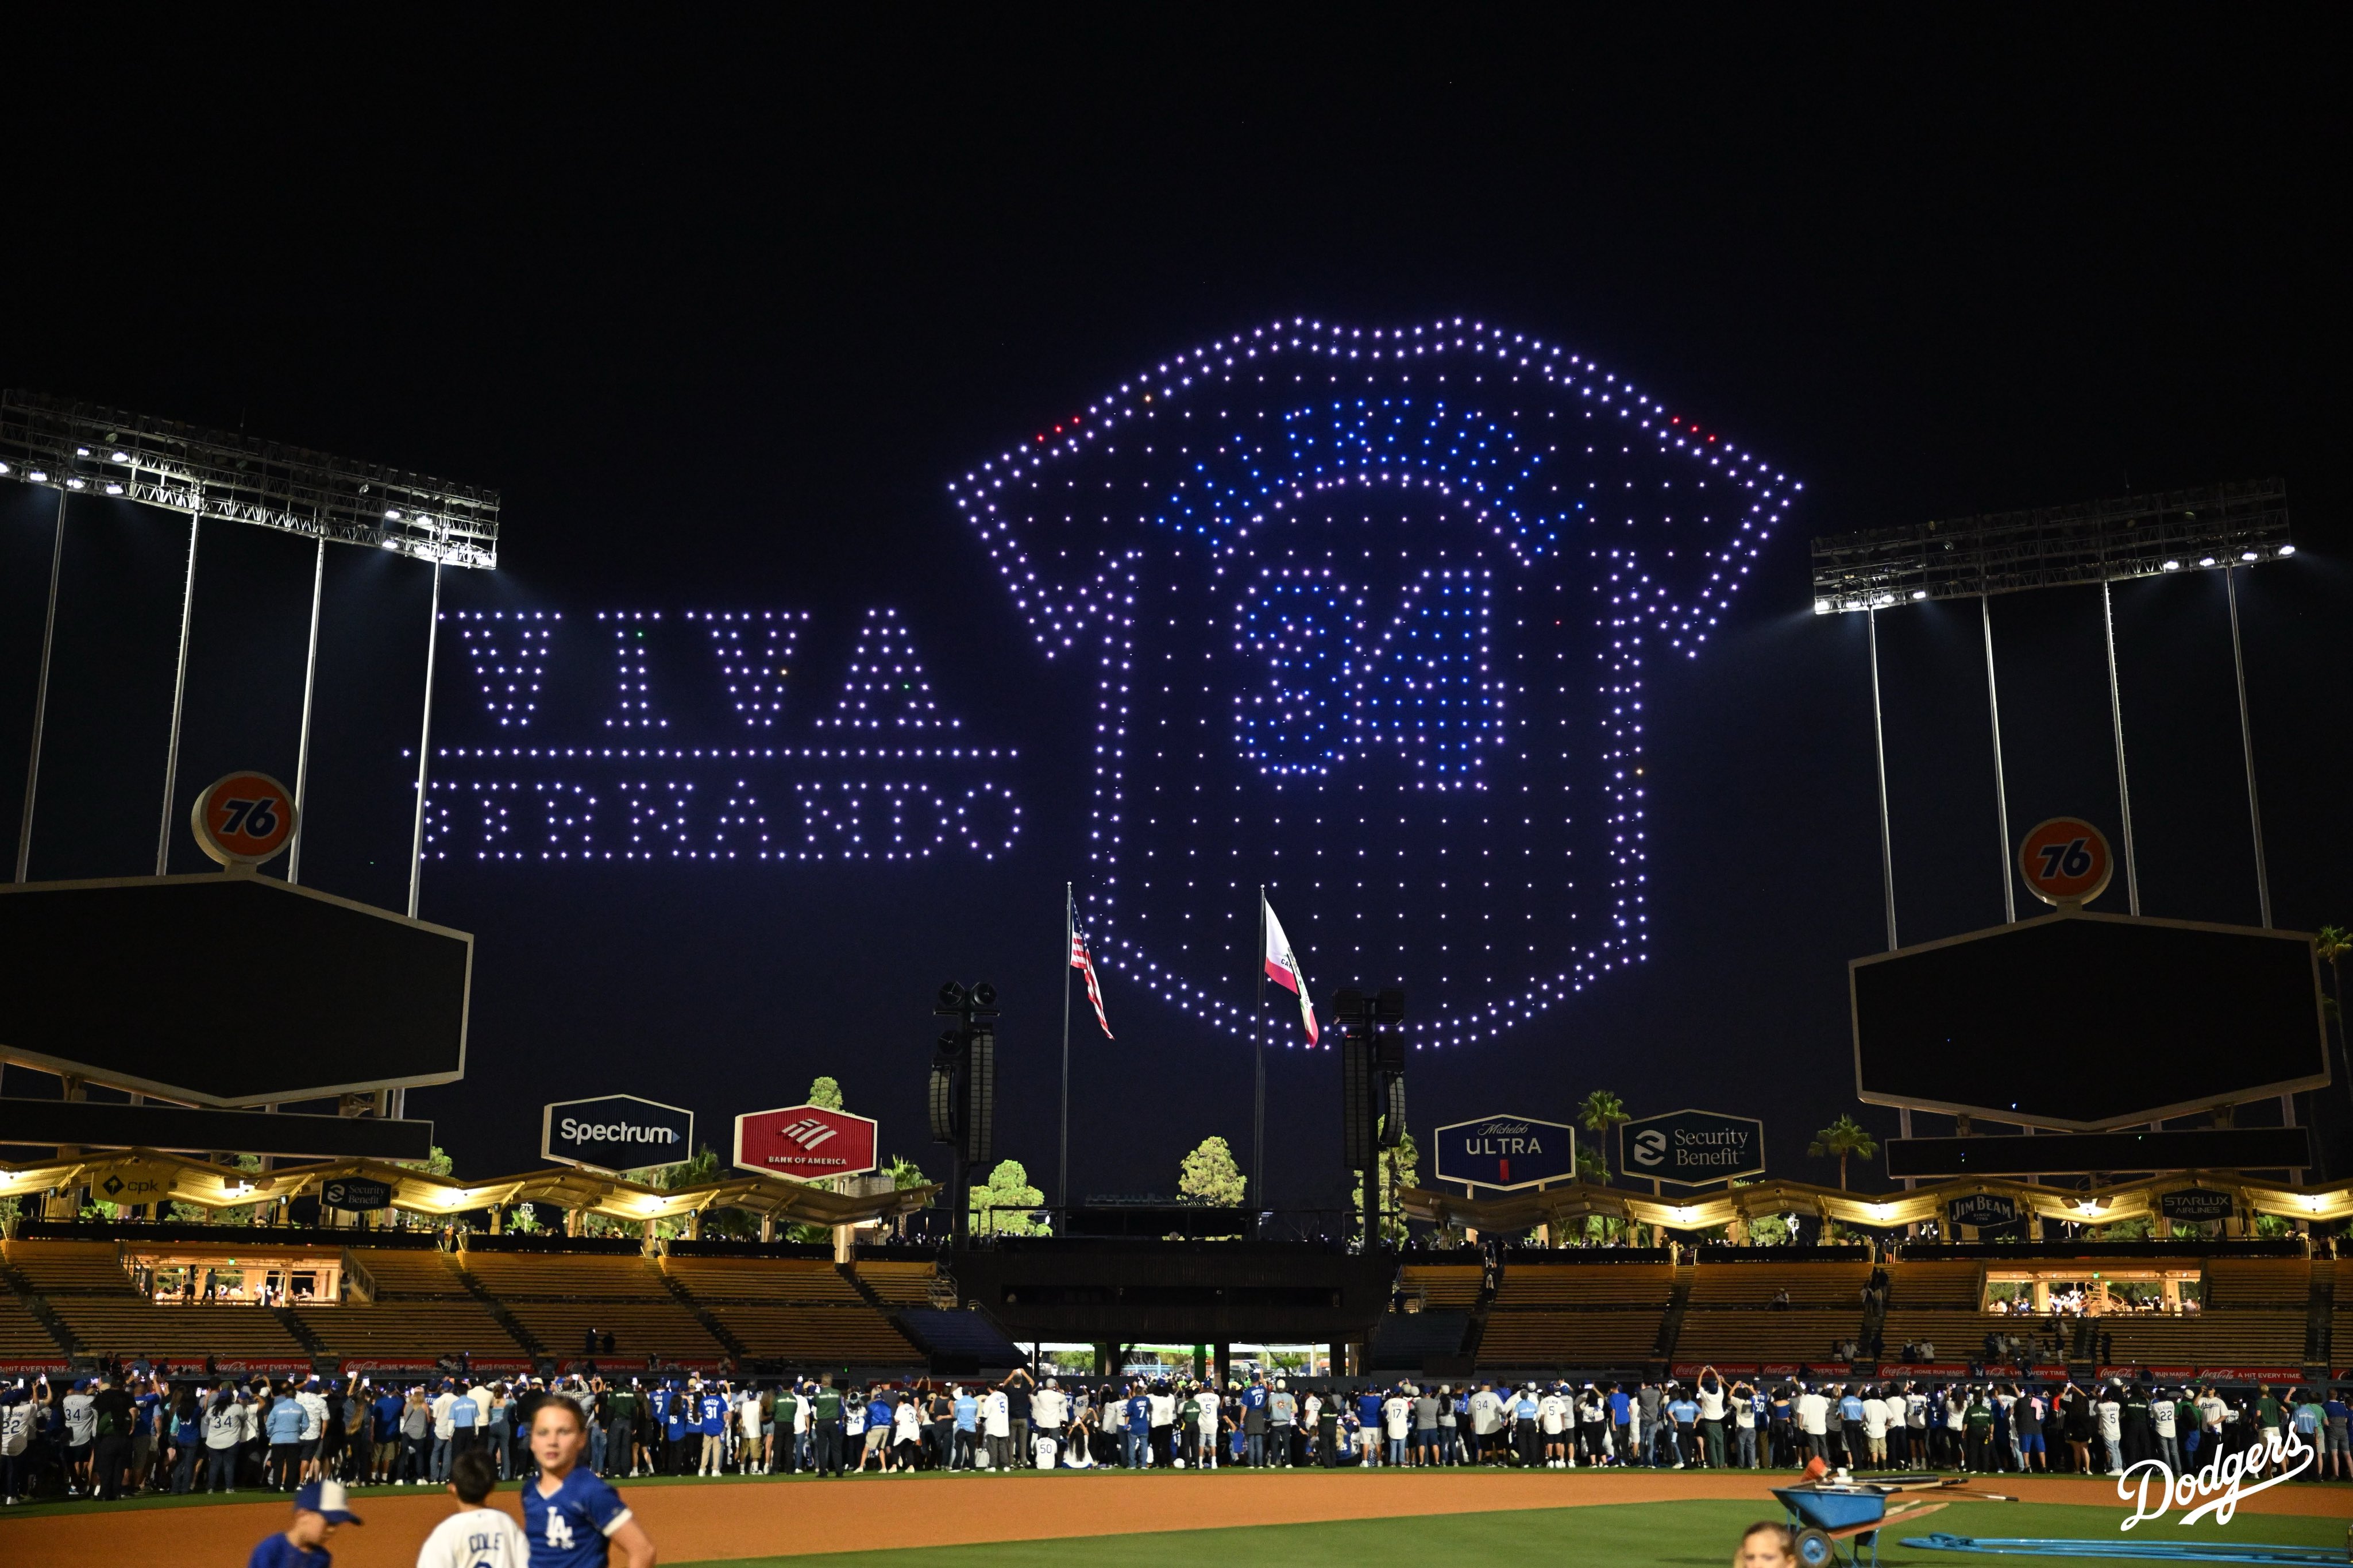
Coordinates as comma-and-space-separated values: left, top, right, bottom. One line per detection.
936, 980, 966, 1011
0, 390, 499, 569
1810, 479, 2287, 613
103, 482, 123, 495
0, 461, 9, 474
1375, 986, 1406, 1022
2278, 544, 2294, 557
969, 981, 998, 1009
64, 477, 84, 489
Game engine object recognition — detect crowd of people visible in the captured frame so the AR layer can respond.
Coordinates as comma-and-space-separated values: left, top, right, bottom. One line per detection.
4, 1360, 2350, 1509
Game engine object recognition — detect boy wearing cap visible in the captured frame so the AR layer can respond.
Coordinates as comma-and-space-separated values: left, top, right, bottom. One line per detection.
248, 1477, 361, 1568
418, 1448, 527, 1568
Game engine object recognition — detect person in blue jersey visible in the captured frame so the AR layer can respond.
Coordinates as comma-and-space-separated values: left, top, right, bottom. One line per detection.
659, 1384, 689, 1478
522, 1393, 653, 1568
246, 1477, 361, 1568
696, 1382, 728, 1477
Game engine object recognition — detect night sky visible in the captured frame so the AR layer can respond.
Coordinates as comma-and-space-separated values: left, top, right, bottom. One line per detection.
2, 16, 2346, 1206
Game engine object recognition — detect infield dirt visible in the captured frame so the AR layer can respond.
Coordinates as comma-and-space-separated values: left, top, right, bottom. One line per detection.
3, 1468, 2343, 1567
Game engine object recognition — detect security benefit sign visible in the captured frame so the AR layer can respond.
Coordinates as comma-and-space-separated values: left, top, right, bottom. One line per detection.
1620, 1108, 1765, 1188
320, 1177, 396, 1213
542, 1095, 695, 1175
733, 1104, 879, 1183
1433, 1114, 1577, 1192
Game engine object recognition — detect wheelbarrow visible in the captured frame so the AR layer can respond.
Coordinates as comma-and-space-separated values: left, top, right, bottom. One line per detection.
1773, 1481, 1958, 1568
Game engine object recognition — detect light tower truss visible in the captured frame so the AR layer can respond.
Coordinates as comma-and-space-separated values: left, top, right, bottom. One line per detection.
0, 389, 499, 569
1809, 478, 2289, 616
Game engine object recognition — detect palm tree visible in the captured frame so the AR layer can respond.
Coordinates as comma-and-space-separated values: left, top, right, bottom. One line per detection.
1808, 1114, 1880, 1191
1578, 1090, 1630, 1185
2317, 926, 2352, 1118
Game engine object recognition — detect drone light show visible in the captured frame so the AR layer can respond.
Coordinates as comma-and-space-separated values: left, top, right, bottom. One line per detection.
425, 606, 1021, 863
951, 317, 1797, 1049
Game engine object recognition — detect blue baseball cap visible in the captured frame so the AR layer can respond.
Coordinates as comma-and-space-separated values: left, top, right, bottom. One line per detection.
295, 1479, 362, 1524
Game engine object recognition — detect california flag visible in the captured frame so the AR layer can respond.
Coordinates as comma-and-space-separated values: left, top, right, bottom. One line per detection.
1262, 895, 1318, 1045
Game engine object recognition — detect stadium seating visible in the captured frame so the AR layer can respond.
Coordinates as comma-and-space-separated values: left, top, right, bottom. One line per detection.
294, 1300, 523, 1361
1399, 1264, 1482, 1309
4, 1239, 309, 1363
458, 1248, 723, 1362
854, 1260, 939, 1305
1672, 1260, 1871, 1364
1476, 1260, 1673, 1370
662, 1256, 863, 1303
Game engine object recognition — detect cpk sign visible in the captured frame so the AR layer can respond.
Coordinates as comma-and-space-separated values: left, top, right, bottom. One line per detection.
542, 1094, 695, 1175
734, 1104, 878, 1183
1620, 1107, 1765, 1187
1432, 1113, 1577, 1192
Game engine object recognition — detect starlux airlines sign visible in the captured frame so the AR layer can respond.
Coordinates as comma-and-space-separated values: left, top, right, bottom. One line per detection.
1432, 1113, 1578, 1192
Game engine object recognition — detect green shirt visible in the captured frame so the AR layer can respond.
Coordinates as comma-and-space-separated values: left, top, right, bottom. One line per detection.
2255, 1396, 2281, 1429
815, 1390, 842, 1422
1965, 1404, 1993, 1433
607, 1391, 637, 1423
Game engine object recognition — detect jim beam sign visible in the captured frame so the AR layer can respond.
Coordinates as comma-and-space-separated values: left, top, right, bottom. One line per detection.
1432, 1113, 1579, 1192
1947, 1192, 2022, 1230
1619, 1108, 1766, 1188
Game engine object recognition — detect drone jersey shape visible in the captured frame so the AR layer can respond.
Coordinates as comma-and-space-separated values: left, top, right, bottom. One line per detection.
953, 317, 1796, 1048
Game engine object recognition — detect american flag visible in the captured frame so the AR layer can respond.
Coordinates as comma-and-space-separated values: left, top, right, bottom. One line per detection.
1070, 928, 1114, 1039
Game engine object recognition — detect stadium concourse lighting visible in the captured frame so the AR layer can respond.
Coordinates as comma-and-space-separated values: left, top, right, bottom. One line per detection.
4, 392, 499, 1036
1807, 478, 2289, 616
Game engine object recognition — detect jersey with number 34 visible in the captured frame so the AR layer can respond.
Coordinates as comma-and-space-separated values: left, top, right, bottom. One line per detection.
521, 1471, 631, 1568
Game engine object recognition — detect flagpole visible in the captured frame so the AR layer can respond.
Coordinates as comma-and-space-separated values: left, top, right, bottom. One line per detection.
1060, 880, 1073, 1213
1254, 885, 1266, 1213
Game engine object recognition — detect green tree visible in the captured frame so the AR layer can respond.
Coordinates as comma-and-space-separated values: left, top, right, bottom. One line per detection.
970, 1160, 1048, 1235
1807, 1115, 1880, 1191
506, 1203, 545, 1234
1178, 1136, 1247, 1206
808, 1076, 845, 1110
1577, 1091, 1630, 1184
885, 1154, 929, 1194
400, 1145, 455, 1177
1352, 1121, 1419, 1243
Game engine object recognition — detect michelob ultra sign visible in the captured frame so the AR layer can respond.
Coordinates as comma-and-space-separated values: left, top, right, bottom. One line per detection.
1432, 1113, 1578, 1192
1619, 1107, 1765, 1187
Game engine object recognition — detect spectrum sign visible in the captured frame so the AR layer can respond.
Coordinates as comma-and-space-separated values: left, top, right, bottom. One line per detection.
1432, 1113, 1579, 1192
732, 1104, 879, 1183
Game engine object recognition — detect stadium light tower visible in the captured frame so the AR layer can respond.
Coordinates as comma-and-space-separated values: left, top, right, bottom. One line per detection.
1, 391, 500, 932
1812, 480, 2291, 936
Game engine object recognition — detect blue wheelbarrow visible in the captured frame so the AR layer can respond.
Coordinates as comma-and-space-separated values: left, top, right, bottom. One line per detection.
1774, 1481, 1961, 1568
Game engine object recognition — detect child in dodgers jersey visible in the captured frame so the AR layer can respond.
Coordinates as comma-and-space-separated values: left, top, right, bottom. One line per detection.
520, 1394, 654, 1568
417, 1450, 527, 1568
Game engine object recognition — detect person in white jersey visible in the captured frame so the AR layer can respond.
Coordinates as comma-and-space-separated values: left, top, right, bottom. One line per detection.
417, 1449, 527, 1568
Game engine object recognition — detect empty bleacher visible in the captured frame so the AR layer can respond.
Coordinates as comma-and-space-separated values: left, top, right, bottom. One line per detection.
854, 1260, 939, 1305
662, 1254, 919, 1364
1880, 1261, 1996, 1362
6, 1240, 309, 1364
0, 1265, 67, 1362
2096, 1258, 2311, 1370
281, 1246, 526, 1361
1476, 1258, 1672, 1370
2331, 1260, 2352, 1371
461, 1248, 722, 1362
1671, 1258, 1871, 1364
1399, 1264, 1482, 1310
